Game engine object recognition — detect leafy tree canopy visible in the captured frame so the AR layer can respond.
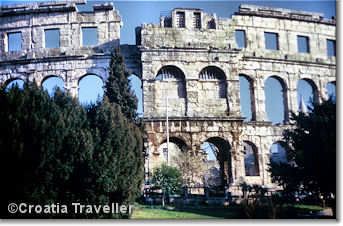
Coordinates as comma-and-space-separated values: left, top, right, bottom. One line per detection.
270, 99, 336, 204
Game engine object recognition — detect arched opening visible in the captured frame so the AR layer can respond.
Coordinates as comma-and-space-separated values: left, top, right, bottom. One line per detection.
128, 74, 143, 117
199, 66, 227, 98
200, 137, 232, 190
270, 142, 287, 164
264, 76, 288, 124
155, 66, 187, 116
239, 74, 255, 121
157, 137, 188, 165
42, 76, 64, 96
243, 141, 260, 176
156, 65, 186, 98
5, 78, 24, 91
78, 74, 104, 105
326, 81, 336, 102
297, 79, 318, 112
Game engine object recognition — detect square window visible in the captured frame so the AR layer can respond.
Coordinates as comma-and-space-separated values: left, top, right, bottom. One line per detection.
7, 32, 22, 52
297, 35, 310, 53
82, 27, 98, 47
45, 29, 60, 48
327, 39, 336, 57
235, 30, 246, 49
176, 12, 185, 28
264, 32, 279, 50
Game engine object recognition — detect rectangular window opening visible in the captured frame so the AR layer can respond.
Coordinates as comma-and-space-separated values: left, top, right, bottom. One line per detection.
297, 35, 310, 53
45, 28, 60, 48
193, 12, 201, 29
82, 27, 98, 47
235, 30, 246, 49
327, 39, 336, 57
7, 32, 22, 52
176, 11, 185, 28
264, 32, 279, 50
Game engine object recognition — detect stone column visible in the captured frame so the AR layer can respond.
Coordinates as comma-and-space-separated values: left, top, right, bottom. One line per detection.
65, 71, 78, 98
228, 79, 241, 117
254, 76, 267, 122
288, 76, 298, 115
186, 79, 198, 117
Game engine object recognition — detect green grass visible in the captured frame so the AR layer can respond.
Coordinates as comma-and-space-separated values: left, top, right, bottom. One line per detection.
131, 203, 325, 219
292, 204, 324, 212
131, 205, 242, 219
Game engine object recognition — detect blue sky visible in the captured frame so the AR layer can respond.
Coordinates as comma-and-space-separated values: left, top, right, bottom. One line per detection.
2, 0, 336, 121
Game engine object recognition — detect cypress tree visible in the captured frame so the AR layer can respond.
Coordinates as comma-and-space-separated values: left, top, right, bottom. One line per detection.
105, 49, 138, 121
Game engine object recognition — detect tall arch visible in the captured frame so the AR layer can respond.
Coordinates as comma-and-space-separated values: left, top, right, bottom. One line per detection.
128, 74, 143, 117
201, 137, 232, 187
239, 74, 256, 121
270, 142, 287, 164
157, 136, 188, 165
41, 75, 64, 96
264, 76, 288, 124
78, 74, 104, 105
155, 65, 187, 116
297, 78, 319, 112
156, 65, 186, 98
199, 66, 227, 98
326, 81, 336, 102
243, 141, 259, 176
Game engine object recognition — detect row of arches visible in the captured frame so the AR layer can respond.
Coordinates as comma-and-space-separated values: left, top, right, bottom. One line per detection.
155, 65, 227, 99
3, 66, 336, 122
4, 75, 104, 105
3, 74, 143, 115
155, 65, 336, 123
155, 136, 287, 187
239, 74, 336, 124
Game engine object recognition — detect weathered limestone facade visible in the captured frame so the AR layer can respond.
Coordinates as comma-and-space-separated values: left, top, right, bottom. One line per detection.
138, 5, 336, 195
0, 0, 121, 96
0, 2, 336, 197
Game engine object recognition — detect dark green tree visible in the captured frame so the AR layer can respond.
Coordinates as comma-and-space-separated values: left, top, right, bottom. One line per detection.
105, 49, 138, 121
152, 164, 182, 207
86, 97, 143, 214
270, 99, 336, 214
0, 78, 144, 218
0, 82, 94, 218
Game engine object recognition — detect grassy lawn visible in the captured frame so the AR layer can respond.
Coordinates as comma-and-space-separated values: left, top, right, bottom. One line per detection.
131, 205, 242, 219
293, 204, 324, 212
131, 203, 326, 219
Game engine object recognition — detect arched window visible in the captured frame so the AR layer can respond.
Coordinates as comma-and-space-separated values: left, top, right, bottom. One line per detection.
156, 66, 186, 98
243, 141, 259, 176
239, 75, 255, 121
264, 76, 288, 124
270, 142, 287, 164
78, 74, 104, 105
297, 79, 318, 112
199, 66, 227, 98
42, 76, 64, 96
326, 81, 336, 102
157, 137, 188, 165
128, 74, 143, 117
200, 137, 232, 186
5, 78, 24, 91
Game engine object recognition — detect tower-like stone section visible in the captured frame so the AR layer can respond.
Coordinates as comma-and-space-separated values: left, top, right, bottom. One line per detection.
138, 5, 336, 197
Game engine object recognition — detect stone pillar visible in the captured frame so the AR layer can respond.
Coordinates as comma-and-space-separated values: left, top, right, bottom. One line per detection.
65, 71, 78, 98
186, 79, 198, 117
254, 76, 267, 122
228, 79, 241, 117
288, 77, 298, 115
